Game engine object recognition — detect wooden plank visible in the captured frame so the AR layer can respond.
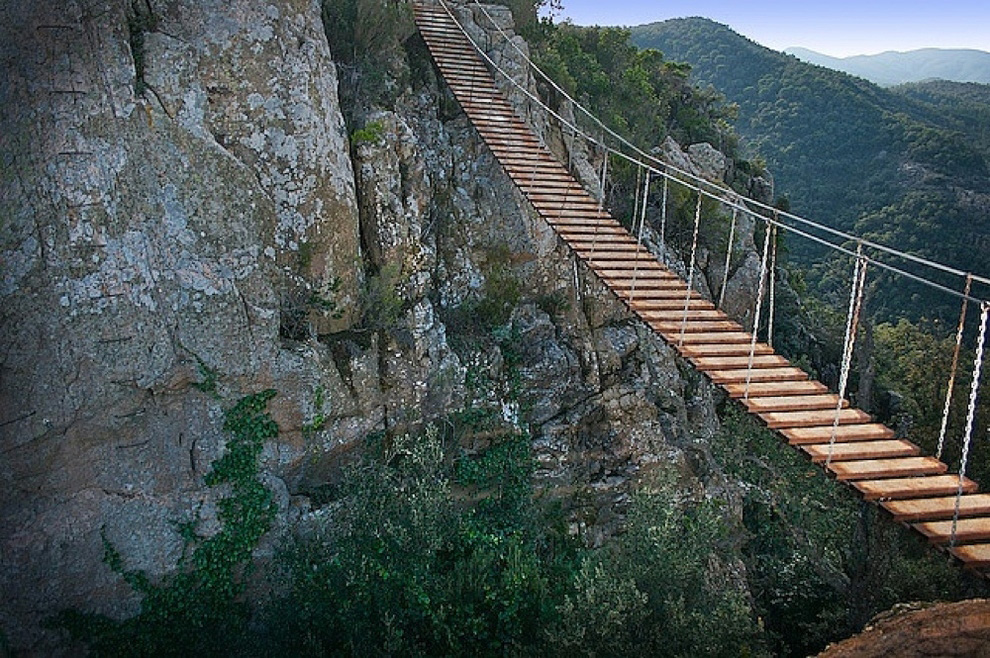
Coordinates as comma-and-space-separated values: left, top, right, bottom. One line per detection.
552, 227, 628, 237
548, 215, 619, 224
653, 321, 740, 333
604, 280, 686, 290
622, 291, 705, 303
914, 518, 990, 544
853, 475, 977, 501
707, 367, 810, 384
581, 254, 665, 265
684, 343, 777, 359
629, 299, 715, 311
600, 271, 680, 281
641, 311, 729, 325
505, 171, 576, 183
565, 244, 643, 253
672, 331, 762, 345
949, 544, 990, 568
542, 210, 615, 220
743, 394, 845, 413
597, 270, 681, 281
438, 66, 491, 77
802, 440, 920, 463
780, 423, 894, 445
828, 457, 947, 481
483, 137, 545, 150
759, 408, 872, 430
882, 494, 990, 523
519, 183, 587, 195
539, 207, 610, 218
620, 288, 705, 300
692, 355, 790, 370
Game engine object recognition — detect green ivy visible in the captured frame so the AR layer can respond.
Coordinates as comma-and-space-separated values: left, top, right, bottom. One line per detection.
53, 391, 280, 656
301, 385, 330, 437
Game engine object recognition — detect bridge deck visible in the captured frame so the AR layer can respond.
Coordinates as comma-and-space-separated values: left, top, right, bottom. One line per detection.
413, 2, 987, 570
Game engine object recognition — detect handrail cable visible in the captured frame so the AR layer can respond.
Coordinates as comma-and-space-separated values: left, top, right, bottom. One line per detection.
937, 274, 974, 460
826, 244, 869, 468
951, 301, 989, 546
446, 0, 990, 305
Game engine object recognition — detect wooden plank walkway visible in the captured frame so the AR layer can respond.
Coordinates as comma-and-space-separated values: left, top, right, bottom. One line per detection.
412, 1, 988, 570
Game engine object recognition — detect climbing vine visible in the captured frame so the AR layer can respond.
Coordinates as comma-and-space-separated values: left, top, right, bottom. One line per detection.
53, 391, 279, 656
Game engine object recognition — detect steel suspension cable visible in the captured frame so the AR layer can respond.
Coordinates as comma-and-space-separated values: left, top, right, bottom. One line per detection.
768, 222, 778, 349
679, 193, 704, 347
659, 176, 669, 244
744, 218, 774, 401
630, 170, 651, 302
452, 0, 990, 303
951, 301, 989, 546
826, 245, 869, 468
937, 275, 974, 460
718, 206, 738, 309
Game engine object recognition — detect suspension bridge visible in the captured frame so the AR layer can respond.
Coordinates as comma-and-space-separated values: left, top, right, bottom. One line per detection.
412, 0, 990, 568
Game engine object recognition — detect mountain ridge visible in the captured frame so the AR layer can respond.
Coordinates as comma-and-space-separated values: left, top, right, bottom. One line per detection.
785, 46, 990, 86
629, 17, 990, 317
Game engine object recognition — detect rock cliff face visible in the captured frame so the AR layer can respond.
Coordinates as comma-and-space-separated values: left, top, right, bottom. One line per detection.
0, 1, 764, 651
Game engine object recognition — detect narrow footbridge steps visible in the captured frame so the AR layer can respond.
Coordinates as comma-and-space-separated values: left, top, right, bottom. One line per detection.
413, 1, 990, 572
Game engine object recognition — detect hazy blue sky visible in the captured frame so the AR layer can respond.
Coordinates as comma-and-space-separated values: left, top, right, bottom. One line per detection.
551, 1, 990, 57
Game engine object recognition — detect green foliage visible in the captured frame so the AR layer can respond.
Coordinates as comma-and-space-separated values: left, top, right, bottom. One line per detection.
549, 467, 767, 658
712, 405, 987, 657
360, 262, 404, 332
536, 24, 738, 157
475, 264, 522, 330
301, 385, 330, 437
872, 319, 990, 486
264, 425, 563, 656
350, 119, 386, 146
535, 290, 571, 317
191, 355, 219, 396
321, 0, 414, 113
631, 18, 989, 320
54, 392, 279, 657
280, 276, 344, 341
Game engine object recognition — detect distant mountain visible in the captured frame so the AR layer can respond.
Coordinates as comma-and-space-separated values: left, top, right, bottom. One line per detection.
785, 47, 990, 87
629, 18, 990, 317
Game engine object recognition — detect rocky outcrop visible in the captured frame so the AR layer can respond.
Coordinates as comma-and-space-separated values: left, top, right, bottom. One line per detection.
0, 1, 762, 652
816, 599, 990, 658
0, 0, 362, 649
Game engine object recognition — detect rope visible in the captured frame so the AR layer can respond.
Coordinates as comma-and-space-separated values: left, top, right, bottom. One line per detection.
951, 300, 989, 546
660, 176, 669, 244
937, 274, 974, 460
598, 138, 608, 209
826, 245, 869, 468
630, 170, 651, 302
769, 223, 779, 344
446, 0, 989, 305
718, 206, 738, 309
632, 165, 642, 234
744, 218, 774, 400
679, 193, 704, 347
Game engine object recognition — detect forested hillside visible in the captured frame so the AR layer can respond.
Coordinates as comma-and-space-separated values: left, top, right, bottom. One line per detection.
630, 19, 990, 319
786, 47, 990, 87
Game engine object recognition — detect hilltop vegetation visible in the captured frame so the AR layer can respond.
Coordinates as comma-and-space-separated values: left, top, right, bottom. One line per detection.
630, 18, 990, 320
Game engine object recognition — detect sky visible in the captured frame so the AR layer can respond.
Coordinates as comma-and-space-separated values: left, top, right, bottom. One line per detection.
549, 1, 990, 57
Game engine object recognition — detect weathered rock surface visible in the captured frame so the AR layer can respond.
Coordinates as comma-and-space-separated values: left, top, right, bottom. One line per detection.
0, 1, 762, 652
816, 599, 990, 658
